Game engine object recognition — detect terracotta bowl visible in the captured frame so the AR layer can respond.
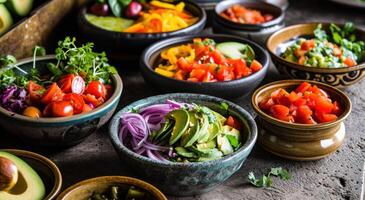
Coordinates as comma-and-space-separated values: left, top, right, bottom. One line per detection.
267, 23, 365, 88
251, 80, 352, 161
1, 149, 62, 200
0, 55, 123, 146
56, 176, 167, 200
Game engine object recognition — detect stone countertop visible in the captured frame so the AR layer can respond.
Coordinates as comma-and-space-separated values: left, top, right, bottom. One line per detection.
1, 0, 364, 199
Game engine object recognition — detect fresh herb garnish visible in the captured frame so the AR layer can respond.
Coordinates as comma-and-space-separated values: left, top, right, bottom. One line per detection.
248, 167, 290, 188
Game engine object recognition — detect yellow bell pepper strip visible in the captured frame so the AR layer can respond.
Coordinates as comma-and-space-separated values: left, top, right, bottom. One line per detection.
150, 1, 178, 10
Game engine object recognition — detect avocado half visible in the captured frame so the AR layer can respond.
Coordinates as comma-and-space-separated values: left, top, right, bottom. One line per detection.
0, 151, 45, 200
0, 4, 13, 36
5, 0, 34, 17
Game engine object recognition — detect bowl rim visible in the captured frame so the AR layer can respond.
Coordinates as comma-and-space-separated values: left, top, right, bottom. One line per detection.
0, 55, 123, 124
79, 0, 207, 36
109, 93, 258, 167
140, 34, 270, 86
214, 0, 285, 30
251, 79, 352, 129
56, 176, 167, 200
266, 22, 365, 73
0, 149, 62, 200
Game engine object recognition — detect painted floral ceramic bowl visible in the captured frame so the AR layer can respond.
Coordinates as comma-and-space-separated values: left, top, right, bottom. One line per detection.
267, 23, 365, 88
1, 149, 62, 200
0, 56, 123, 146
56, 176, 167, 200
251, 80, 352, 161
109, 93, 257, 196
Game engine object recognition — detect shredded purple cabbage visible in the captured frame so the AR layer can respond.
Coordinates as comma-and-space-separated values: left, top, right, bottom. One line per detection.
0, 85, 28, 113
119, 100, 187, 162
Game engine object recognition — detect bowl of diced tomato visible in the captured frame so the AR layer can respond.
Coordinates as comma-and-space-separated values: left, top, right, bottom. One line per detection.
251, 80, 352, 161
0, 55, 123, 146
140, 34, 270, 98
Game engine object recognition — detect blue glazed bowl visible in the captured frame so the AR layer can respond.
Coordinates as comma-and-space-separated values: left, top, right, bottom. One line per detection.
109, 93, 257, 196
0, 55, 123, 146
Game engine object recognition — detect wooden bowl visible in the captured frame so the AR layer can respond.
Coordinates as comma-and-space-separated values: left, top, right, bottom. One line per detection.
267, 23, 365, 88
251, 80, 352, 161
56, 176, 167, 200
1, 149, 62, 200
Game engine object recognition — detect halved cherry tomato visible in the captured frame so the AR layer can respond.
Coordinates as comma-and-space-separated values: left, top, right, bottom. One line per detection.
28, 81, 45, 105
63, 93, 85, 114
226, 116, 241, 130
43, 103, 54, 117
58, 74, 75, 93
301, 39, 315, 51
83, 94, 104, 108
42, 83, 64, 104
82, 104, 93, 113
84, 81, 106, 99
104, 85, 113, 100
52, 101, 74, 117
250, 60, 262, 73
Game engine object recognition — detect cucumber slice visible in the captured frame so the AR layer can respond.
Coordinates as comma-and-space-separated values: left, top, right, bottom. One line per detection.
216, 42, 255, 61
0, 4, 13, 36
5, 0, 33, 17
175, 147, 196, 158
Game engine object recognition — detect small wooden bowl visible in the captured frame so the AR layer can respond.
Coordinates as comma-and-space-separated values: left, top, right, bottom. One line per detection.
267, 23, 365, 88
1, 149, 62, 200
251, 80, 352, 161
56, 176, 167, 200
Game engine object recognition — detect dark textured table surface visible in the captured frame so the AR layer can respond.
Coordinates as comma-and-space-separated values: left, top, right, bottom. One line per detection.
1, 0, 365, 199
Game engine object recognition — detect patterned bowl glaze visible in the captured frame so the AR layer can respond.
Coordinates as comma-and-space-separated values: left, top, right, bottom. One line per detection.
267, 23, 365, 88
109, 93, 257, 196
251, 80, 352, 161
56, 176, 167, 200
0, 55, 123, 146
1, 149, 63, 200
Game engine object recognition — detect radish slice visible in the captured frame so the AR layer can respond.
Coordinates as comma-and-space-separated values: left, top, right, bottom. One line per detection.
71, 76, 85, 94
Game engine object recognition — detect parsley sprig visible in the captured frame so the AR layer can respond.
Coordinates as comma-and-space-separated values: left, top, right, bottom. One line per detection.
248, 167, 290, 188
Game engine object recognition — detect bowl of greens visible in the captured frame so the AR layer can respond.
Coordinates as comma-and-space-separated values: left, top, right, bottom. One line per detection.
140, 34, 270, 98
267, 22, 365, 88
109, 93, 257, 196
0, 37, 123, 146
78, 0, 206, 52
56, 176, 167, 200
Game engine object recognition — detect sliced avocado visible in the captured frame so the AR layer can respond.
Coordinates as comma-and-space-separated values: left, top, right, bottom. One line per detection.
180, 112, 201, 147
152, 119, 174, 143
196, 114, 210, 143
210, 109, 226, 124
216, 42, 255, 61
85, 14, 134, 32
5, 0, 33, 17
217, 135, 234, 155
0, 4, 13, 36
0, 151, 45, 200
175, 147, 196, 158
196, 140, 216, 150
187, 146, 211, 157
168, 109, 190, 145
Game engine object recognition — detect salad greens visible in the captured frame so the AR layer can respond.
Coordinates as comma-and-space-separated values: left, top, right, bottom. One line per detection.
282, 22, 365, 68
248, 167, 290, 188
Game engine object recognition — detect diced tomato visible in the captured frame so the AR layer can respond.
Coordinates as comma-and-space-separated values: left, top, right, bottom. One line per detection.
83, 94, 104, 108
315, 111, 337, 123
226, 116, 241, 130
28, 81, 45, 105
332, 101, 342, 116
333, 47, 342, 57
315, 97, 333, 114
84, 81, 106, 99
250, 60, 262, 73
187, 77, 199, 82
174, 70, 186, 80
259, 98, 275, 111
104, 85, 113, 100
216, 65, 235, 81
63, 93, 85, 114
209, 50, 225, 64
344, 57, 356, 67
202, 71, 214, 82
176, 57, 192, 72
190, 68, 206, 80
58, 74, 75, 93
295, 105, 313, 123
295, 82, 311, 93
271, 89, 290, 106
42, 83, 64, 104
293, 97, 307, 107
294, 49, 306, 57
301, 39, 315, 51
298, 56, 306, 65
52, 101, 74, 117
229, 59, 251, 79
150, 19, 162, 32
263, 14, 273, 22
269, 105, 290, 119
287, 91, 301, 103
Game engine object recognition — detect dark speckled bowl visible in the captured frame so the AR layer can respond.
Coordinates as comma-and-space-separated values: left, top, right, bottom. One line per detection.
140, 34, 270, 98
0, 55, 123, 146
109, 93, 257, 196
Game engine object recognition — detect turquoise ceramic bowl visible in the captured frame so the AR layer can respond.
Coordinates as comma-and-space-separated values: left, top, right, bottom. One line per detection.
109, 93, 257, 196
0, 55, 123, 146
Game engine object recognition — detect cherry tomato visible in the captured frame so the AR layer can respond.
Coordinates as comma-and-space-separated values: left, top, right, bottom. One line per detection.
43, 103, 53, 117
63, 93, 85, 114
84, 81, 106, 99
42, 83, 64, 104
28, 81, 45, 105
83, 94, 104, 108
23, 106, 42, 118
104, 85, 113, 100
58, 74, 75, 93
226, 116, 241, 130
52, 101, 74, 117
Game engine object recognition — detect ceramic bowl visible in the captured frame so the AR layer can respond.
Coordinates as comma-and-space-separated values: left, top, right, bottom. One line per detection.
140, 34, 270, 98
251, 80, 352, 161
109, 93, 257, 196
1, 149, 62, 200
56, 176, 167, 200
78, 1, 206, 52
212, 0, 285, 45
0, 55, 123, 146
267, 23, 365, 88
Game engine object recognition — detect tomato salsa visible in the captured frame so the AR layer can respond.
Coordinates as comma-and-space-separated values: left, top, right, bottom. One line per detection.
220, 4, 274, 24
259, 82, 342, 124
154, 38, 263, 82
